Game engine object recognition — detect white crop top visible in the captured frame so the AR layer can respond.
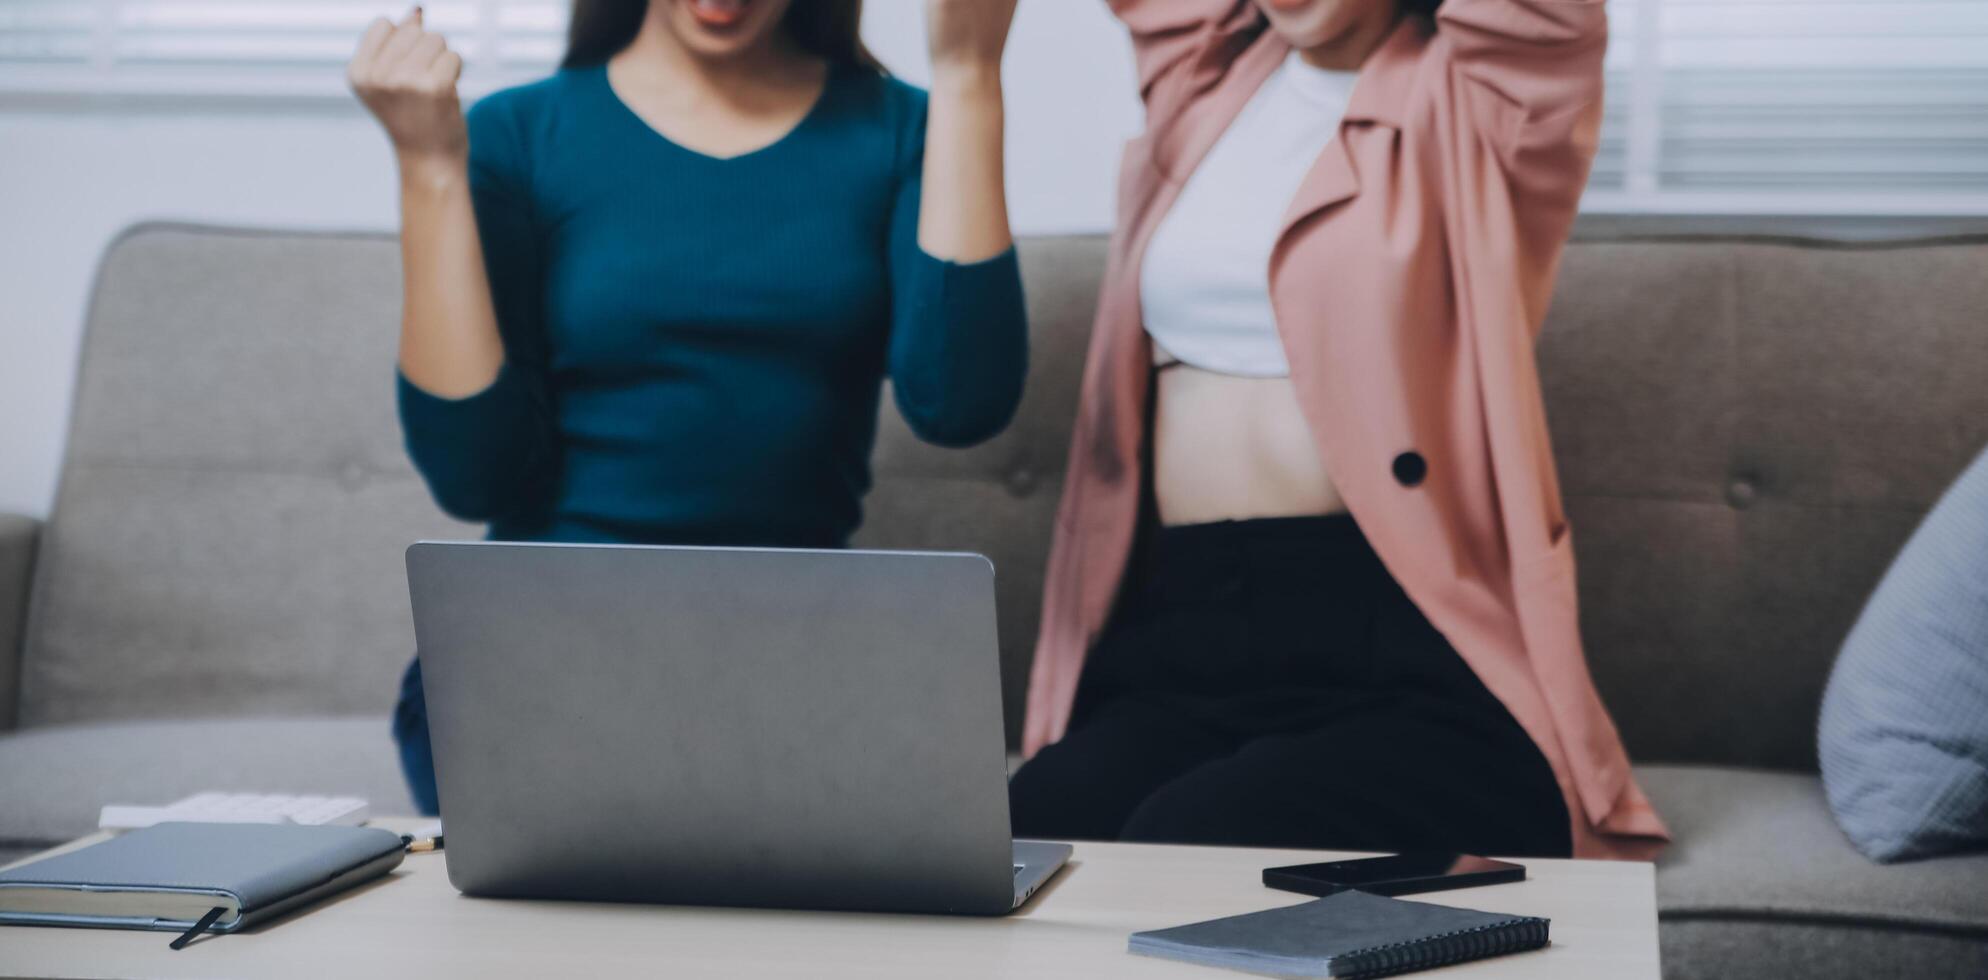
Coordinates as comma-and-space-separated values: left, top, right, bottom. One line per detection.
1140, 53, 1358, 378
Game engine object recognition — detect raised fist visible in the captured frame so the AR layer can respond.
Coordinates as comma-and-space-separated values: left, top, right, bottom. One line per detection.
349, 7, 467, 163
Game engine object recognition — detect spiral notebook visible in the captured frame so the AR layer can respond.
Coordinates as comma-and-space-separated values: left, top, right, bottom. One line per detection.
1128, 888, 1550, 979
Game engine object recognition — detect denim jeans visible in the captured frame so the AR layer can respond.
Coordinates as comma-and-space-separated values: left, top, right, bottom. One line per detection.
392, 656, 441, 817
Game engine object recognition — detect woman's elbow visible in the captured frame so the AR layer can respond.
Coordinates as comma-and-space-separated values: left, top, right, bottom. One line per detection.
411, 459, 542, 525
422, 478, 506, 523
896, 379, 1026, 450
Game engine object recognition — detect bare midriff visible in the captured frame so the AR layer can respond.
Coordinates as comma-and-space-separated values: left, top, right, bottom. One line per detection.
1150, 359, 1347, 526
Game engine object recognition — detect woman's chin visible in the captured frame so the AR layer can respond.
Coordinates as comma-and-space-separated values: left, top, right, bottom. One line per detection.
676, 32, 760, 59
1260, 16, 1334, 51
1257, 0, 1392, 52
668, 0, 782, 57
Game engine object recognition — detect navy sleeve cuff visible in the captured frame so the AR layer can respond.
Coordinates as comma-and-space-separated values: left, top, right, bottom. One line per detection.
891, 246, 1029, 448
396, 363, 552, 521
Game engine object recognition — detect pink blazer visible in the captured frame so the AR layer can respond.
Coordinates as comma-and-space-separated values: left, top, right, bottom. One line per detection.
1024, 0, 1669, 860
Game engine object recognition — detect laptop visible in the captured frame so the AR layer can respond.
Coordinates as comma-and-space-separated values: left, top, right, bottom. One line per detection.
405, 540, 1071, 916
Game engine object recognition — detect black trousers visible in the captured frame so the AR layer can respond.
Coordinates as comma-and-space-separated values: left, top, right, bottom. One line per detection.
1008, 515, 1572, 857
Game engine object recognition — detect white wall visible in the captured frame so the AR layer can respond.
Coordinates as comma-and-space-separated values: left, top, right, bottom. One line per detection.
0, 2, 1144, 519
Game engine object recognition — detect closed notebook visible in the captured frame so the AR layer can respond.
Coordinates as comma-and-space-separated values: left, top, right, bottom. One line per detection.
0, 822, 406, 937
1129, 889, 1550, 979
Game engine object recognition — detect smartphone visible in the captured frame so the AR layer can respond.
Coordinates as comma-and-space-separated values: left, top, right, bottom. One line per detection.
1262, 853, 1525, 898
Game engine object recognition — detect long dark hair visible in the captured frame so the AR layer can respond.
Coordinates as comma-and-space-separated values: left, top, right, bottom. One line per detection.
562, 0, 876, 70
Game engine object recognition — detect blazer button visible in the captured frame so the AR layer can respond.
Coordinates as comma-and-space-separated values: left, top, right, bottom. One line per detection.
1392, 451, 1427, 488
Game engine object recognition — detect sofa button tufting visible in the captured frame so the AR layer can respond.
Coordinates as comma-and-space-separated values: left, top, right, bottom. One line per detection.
1726, 479, 1757, 509
1004, 466, 1038, 498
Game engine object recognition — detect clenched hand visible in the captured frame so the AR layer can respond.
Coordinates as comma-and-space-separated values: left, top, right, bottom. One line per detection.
349, 7, 467, 165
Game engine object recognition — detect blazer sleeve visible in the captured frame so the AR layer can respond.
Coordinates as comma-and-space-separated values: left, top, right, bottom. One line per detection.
1105, 0, 1255, 103
1435, 0, 1608, 117
1436, 0, 1608, 336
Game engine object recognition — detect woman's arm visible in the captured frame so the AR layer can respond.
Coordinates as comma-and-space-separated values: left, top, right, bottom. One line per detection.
351, 8, 500, 396
882, 0, 1029, 448
1435, 0, 1608, 317
350, 9, 557, 522
917, 0, 1019, 262
1435, 0, 1608, 115
1104, 0, 1254, 104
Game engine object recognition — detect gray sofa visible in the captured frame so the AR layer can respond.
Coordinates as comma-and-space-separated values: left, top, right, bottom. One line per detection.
3, 223, 1985, 977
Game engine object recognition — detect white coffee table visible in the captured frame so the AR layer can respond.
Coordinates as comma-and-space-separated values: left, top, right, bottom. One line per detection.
0, 819, 1659, 978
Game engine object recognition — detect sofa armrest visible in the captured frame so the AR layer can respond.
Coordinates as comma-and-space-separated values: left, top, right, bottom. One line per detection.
0, 513, 40, 731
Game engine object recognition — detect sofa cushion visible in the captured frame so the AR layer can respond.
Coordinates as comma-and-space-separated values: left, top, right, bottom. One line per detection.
0, 716, 413, 856
1641, 765, 1988, 979
1660, 919, 1988, 980
1819, 442, 1988, 861
21, 226, 478, 728
1546, 239, 1988, 772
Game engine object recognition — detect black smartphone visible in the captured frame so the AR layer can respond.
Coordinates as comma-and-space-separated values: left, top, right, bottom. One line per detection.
1262, 853, 1525, 898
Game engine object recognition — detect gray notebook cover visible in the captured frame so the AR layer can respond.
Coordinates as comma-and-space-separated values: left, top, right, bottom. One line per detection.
1129, 889, 1550, 979
0, 822, 407, 933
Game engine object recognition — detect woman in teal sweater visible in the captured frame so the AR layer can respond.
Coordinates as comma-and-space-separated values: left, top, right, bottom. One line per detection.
349, 0, 1027, 814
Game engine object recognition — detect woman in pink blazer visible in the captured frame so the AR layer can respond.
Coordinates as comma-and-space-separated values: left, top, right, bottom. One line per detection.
1008, 0, 1669, 860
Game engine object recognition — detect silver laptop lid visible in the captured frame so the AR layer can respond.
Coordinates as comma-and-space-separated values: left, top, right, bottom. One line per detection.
407, 541, 1018, 915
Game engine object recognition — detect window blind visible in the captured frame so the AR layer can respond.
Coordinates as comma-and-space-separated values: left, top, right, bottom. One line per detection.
1592, 0, 1988, 212
0, 0, 567, 97
0, 0, 1981, 214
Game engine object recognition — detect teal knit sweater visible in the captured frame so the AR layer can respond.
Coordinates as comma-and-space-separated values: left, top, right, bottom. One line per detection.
398, 63, 1029, 547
